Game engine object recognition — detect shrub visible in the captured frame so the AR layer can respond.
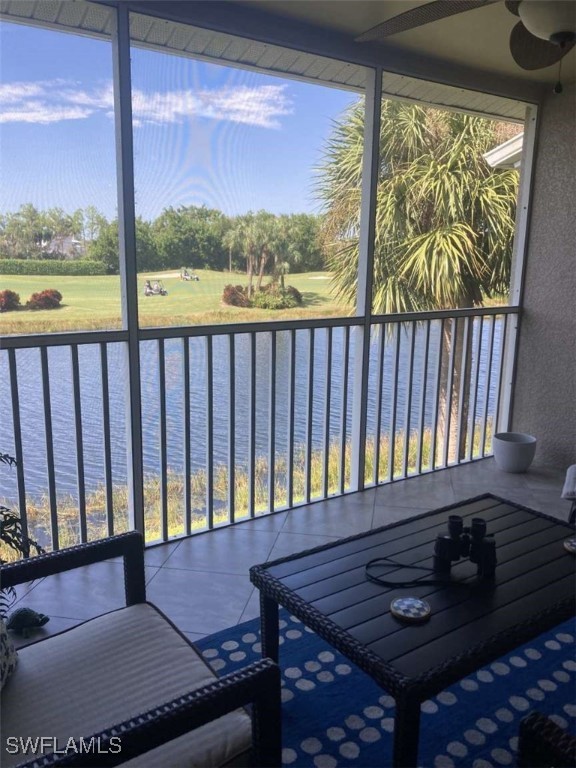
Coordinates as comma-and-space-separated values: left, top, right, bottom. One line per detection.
0, 259, 107, 276
283, 285, 303, 304
222, 284, 251, 307
222, 283, 304, 310
252, 283, 303, 310
0, 289, 21, 312
26, 289, 63, 310
252, 290, 296, 310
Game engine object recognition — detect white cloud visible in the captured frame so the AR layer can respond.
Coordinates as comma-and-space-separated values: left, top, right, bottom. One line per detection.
0, 79, 70, 105
61, 83, 115, 111
131, 84, 292, 128
0, 79, 293, 128
0, 79, 98, 124
0, 103, 93, 124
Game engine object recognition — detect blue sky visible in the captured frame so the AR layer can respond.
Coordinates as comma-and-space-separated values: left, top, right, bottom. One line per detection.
0, 21, 360, 221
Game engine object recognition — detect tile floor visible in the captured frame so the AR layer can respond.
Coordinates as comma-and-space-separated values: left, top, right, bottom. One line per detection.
11, 459, 572, 648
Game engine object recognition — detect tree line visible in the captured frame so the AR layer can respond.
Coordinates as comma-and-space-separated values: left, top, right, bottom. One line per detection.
1, 102, 519, 309
0, 204, 326, 279
0, 205, 107, 260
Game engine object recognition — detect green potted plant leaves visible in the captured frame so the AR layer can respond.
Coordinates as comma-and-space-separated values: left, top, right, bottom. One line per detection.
0, 453, 45, 621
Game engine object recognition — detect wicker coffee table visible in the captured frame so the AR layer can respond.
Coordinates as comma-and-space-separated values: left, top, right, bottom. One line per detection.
250, 494, 576, 767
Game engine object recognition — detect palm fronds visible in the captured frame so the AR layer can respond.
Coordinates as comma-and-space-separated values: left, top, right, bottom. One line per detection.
317, 100, 520, 313
1, 454, 45, 619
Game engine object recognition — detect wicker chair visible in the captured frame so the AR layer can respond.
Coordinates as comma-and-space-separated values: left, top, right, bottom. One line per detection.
1, 532, 281, 768
517, 711, 576, 768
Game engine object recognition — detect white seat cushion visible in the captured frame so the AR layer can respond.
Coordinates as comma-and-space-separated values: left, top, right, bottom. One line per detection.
1, 603, 252, 767
562, 465, 576, 500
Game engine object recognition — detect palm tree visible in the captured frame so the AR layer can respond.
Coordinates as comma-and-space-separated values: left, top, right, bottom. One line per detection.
271, 215, 295, 292
225, 211, 281, 296
318, 100, 520, 459
252, 211, 276, 292
224, 213, 260, 298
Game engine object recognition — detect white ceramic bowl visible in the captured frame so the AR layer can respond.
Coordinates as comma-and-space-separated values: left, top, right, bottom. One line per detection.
492, 432, 537, 473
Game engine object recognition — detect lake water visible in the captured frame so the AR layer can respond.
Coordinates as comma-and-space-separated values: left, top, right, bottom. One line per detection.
0, 320, 503, 503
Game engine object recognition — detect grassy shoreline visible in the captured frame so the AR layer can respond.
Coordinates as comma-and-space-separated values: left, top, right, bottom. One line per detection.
0, 425, 492, 559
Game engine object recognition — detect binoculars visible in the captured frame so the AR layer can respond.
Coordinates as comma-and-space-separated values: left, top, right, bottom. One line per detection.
434, 515, 497, 580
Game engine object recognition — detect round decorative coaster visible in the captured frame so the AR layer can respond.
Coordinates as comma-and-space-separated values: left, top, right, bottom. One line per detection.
390, 596, 431, 624
563, 538, 576, 555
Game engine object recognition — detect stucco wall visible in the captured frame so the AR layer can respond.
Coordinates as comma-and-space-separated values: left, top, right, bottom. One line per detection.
511, 83, 576, 467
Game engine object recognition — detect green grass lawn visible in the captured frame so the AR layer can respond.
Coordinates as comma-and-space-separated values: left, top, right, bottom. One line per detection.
1, 269, 348, 335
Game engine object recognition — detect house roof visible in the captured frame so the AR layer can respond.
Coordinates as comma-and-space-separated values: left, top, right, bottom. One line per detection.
484, 132, 525, 169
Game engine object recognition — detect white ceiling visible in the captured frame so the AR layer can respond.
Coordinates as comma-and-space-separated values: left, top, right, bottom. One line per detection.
242, 0, 576, 85
0, 0, 530, 120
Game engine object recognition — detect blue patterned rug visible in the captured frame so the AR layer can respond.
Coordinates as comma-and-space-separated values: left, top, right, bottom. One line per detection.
197, 612, 576, 768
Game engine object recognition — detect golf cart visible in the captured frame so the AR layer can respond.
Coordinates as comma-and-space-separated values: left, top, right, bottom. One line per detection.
144, 280, 168, 296
180, 268, 200, 281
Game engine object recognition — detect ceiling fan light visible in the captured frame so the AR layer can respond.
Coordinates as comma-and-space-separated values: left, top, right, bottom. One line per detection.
518, 0, 576, 42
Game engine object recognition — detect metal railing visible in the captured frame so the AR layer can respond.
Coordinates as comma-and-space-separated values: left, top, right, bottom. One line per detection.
367, 308, 514, 485
0, 306, 518, 550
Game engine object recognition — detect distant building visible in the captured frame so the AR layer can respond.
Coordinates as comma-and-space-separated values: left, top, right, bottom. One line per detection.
44, 235, 85, 259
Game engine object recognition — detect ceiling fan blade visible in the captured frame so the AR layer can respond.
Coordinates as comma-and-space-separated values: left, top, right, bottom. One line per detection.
355, 0, 493, 43
504, 1, 521, 17
510, 21, 575, 70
